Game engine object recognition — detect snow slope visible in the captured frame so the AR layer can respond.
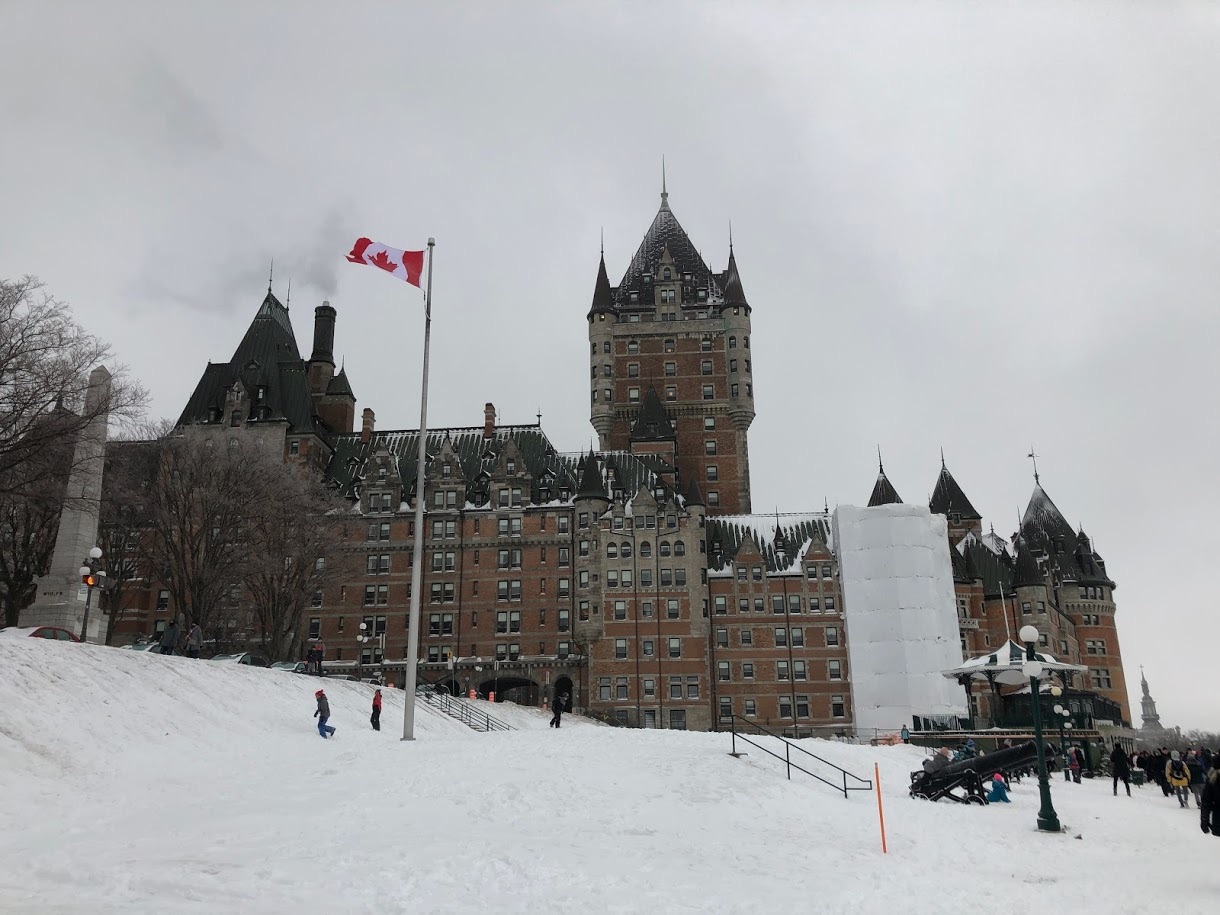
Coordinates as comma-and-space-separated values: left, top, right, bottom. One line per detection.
0, 639, 1215, 914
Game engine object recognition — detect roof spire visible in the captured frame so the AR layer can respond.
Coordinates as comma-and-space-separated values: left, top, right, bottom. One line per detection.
267, 258, 274, 294
600, 226, 604, 256
940, 446, 945, 469
877, 445, 884, 474
728, 219, 734, 253
285, 277, 291, 310
661, 155, 668, 209
1027, 446, 1040, 484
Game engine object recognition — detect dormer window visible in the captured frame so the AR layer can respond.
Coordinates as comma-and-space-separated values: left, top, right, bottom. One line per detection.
698, 289, 707, 301
683, 272, 692, 282
506, 459, 516, 474
378, 468, 387, 481
230, 411, 241, 427
630, 291, 639, 302
256, 386, 266, 401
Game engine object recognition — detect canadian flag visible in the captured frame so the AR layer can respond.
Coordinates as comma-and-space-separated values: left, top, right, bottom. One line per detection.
345, 237, 425, 288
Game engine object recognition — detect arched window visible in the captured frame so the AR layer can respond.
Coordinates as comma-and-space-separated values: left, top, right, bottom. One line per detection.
639, 541, 652, 558
620, 542, 632, 559
743, 336, 749, 348
660, 542, 672, 557
674, 540, 685, 557
729, 336, 737, 349
663, 267, 672, 280
607, 543, 618, 559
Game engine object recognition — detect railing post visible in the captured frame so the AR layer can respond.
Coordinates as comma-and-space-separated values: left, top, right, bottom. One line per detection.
786, 742, 791, 780
731, 716, 736, 756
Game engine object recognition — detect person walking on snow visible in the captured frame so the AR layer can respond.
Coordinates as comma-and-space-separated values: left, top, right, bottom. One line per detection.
1167, 751, 1192, 807
314, 689, 336, 739
370, 689, 382, 731
159, 620, 179, 656
1202, 759, 1220, 836
550, 692, 568, 728
1111, 743, 1131, 796
185, 623, 203, 659
1187, 750, 1206, 808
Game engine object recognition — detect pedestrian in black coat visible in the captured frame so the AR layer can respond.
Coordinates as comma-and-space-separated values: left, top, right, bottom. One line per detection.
1201, 764, 1220, 837
1111, 743, 1131, 797
550, 692, 568, 728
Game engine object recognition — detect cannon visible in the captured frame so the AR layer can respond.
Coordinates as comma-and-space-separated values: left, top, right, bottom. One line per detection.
909, 741, 1039, 804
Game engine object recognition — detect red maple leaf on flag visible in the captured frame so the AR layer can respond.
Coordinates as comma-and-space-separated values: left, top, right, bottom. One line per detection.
368, 249, 399, 273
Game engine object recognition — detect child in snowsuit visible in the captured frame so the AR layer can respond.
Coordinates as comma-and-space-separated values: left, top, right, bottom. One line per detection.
314, 690, 335, 738
986, 772, 1010, 803
371, 689, 382, 731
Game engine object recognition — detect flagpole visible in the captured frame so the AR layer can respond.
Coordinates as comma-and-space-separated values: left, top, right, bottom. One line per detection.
403, 237, 435, 741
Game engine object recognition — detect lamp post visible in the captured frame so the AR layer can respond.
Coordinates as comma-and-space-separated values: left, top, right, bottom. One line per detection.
1020, 624, 1061, 832
78, 545, 105, 644
357, 622, 386, 684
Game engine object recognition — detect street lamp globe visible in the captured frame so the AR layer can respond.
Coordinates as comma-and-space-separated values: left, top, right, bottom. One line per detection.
1053, 704, 1063, 714
1019, 624, 1039, 645
1050, 686, 1063, 698
88, 546, 103, 560
1023, 659, 1044, 680
79, 566, 91, 576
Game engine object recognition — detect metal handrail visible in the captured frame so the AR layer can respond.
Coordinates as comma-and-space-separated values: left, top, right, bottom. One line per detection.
417, 687, 514, 732
728, 715, 873, 798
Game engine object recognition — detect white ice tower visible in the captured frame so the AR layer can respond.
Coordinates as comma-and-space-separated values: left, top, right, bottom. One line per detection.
832, 503, 967, 735
23, 366, 112, 641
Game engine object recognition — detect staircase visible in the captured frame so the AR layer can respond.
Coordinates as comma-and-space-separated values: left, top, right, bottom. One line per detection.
417, 687, 515, 733
726, 716, 873, 798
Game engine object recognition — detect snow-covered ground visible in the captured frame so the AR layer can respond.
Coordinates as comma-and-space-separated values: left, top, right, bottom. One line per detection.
0, 639, 1214, 913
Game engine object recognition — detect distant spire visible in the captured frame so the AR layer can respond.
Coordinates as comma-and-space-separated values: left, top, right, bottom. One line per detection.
285, 277, 292, 310
267, 259, 274, 294
536, 408, 542, 426
940, 446, 945, 469
877, 445, 884, 474
661, 155, 668, 208
600, 226, 604, 256
729, 219, 734, 252
1027, 446, 1040, 484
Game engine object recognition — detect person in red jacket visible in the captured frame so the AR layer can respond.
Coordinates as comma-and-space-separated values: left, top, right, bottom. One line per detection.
370, 689, 382, 731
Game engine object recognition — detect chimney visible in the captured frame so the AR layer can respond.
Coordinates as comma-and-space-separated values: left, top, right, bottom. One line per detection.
311, 301, 337, 364
361, 408, 375, 444
483, 402, 496, 439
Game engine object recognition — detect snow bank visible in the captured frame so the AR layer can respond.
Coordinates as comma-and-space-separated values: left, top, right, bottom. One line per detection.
1, 639, 1215, 913
833, 504, 968, 734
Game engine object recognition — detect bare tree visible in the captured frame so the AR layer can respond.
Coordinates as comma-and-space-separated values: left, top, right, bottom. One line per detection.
0, 439, 72, 627
244, 472, 359, 662
97, 434, 163, 643
133, 432, 268, 640
0, 276, 146, 499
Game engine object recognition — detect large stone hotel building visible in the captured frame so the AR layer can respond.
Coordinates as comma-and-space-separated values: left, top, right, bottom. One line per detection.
107, 188, 1132, 735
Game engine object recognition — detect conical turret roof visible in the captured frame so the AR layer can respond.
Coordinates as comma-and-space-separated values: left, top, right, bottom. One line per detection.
1012, 534, 1044, 588
721, 246, 750, 310
588, 252, 614, 316
575, 452, 608, 502
629, 387, 675, 442
326, 366, 354, 397
929, 461, 981, 520
683, 478, 704, 508
868, 466, 902, 507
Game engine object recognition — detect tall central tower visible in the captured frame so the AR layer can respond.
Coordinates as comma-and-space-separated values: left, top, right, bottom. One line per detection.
588, 187, 754, 514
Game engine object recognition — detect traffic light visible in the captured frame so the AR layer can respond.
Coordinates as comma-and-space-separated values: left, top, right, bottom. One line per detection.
81, 573, 97, 588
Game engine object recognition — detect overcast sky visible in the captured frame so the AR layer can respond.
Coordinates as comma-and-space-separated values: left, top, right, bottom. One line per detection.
2, 2, 1217, 729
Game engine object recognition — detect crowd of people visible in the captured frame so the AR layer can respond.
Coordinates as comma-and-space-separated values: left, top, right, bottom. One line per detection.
918, 738, 1220, 836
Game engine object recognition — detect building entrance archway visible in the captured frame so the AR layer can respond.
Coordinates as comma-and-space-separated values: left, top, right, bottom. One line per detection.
477, 675, 540, 706
553, 676, 574, 711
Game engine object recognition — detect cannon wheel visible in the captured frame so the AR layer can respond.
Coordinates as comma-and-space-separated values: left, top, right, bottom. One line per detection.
911, 790, 932, 801
966, 794, 987, 805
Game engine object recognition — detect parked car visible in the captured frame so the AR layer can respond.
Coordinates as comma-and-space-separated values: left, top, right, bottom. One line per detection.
325, 674, 360, 681
121, 640, 162, 652
0, 626, 80, 642
211, 652, 270, 668
270, 661, 308, 674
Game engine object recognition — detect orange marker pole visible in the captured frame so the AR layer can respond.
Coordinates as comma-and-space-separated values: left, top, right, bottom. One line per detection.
874, 762, 888, 854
